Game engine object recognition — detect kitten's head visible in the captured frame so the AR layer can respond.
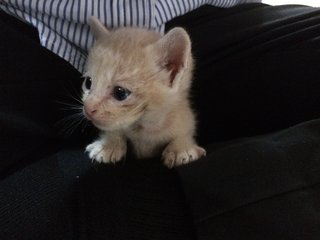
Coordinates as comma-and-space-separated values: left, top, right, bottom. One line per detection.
82, 17, 193, 131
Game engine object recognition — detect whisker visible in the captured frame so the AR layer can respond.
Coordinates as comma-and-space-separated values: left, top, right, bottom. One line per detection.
53, 80, 89, 137
59, 108, 83, 112
64, 119, 83, 136
61, 78, 84, 103
55, 101, 84, 122
55, 100, 83, 108
68, 94, 83, 105
80, 116, 90, 133
55, 112, 87, 137
56, 116, 82, 132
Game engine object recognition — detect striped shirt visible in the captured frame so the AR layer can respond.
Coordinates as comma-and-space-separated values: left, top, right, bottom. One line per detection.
1, 0, 261, 73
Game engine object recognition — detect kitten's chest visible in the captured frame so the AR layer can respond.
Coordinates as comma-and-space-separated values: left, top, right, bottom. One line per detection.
126, 123, 164, 143
125, 123, 170, 158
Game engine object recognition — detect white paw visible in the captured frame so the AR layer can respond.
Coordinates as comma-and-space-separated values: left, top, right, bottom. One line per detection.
162, 144, 206, 168
85, 139, 126, 164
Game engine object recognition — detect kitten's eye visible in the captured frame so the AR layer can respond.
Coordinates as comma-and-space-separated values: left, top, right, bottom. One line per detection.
82, 77, 92, 91
113, 86, 131, 101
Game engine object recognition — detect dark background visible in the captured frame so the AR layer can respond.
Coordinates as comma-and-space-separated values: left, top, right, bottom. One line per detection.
1, 4, 320, 240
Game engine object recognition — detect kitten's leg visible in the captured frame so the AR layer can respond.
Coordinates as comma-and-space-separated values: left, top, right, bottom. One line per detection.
162, 137, 206, 168
85, 133, 127, 164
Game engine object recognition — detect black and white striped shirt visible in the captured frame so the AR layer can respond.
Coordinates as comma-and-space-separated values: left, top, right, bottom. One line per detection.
1, 0, 261, 72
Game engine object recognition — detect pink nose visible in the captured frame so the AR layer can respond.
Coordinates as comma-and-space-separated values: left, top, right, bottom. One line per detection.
84, 105, 98, 118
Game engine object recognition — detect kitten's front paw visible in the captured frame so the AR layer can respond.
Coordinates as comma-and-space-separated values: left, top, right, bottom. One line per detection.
85, 139, 126, 164
162, 144, 206, 168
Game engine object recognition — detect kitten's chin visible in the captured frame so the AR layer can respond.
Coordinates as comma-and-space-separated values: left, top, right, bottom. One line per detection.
90, 120, 130, 132
90, 120, 111, 131
83, 114, 115, 131
87, 114, 141, 131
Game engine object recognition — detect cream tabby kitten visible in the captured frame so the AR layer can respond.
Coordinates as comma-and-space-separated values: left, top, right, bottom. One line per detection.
82, 17, 205, 168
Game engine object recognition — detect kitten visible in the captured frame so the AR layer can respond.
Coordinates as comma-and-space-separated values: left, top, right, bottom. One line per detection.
82, 17, 205, 168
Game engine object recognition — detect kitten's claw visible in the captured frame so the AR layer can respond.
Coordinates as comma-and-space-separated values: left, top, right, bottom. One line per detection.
85, 139, 126, 164
85, 140, 104, 161
162, 144, 206, 168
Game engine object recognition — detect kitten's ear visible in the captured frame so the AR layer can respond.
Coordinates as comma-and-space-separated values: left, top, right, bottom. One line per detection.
152, 27, 191, 88
88, 16, 110, 40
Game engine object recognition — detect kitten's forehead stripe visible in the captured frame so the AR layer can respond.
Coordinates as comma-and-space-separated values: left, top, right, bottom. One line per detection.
88, 29, 161, 95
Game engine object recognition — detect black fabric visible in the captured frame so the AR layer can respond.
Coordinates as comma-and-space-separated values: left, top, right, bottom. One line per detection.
0, 11, 95, 175
0, 150, 195, 240
1, 3, 320, 240
179, 119, 320, 240
166, 3, 320, 145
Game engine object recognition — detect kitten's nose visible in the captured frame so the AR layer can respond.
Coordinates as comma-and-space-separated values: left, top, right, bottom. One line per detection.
84, 105, 98, 118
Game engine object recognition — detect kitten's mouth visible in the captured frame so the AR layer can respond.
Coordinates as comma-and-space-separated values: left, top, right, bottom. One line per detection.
87, 118, 107, 130
83, 109, 104, 128
82, 109, 92, 121
85, 115, 103, 127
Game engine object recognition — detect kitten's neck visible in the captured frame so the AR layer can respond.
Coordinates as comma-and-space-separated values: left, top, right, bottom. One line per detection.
134, 98, 185, 132
136, 106, 172, 131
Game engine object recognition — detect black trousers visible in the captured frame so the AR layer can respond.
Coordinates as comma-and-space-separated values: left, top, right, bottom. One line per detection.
1, 3, 320, 240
